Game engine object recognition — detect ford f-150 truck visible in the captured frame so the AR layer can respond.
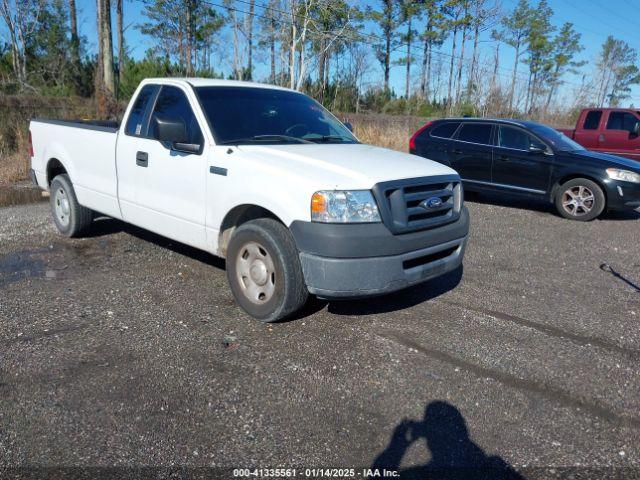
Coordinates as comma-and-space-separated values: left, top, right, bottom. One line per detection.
29, 78, 469, 322
558, 108, 640, 161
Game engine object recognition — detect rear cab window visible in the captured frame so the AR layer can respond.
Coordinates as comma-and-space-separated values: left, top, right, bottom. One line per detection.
430, 122, 460, 139
125, 84, 159, 137
456, 123, 493, 145
583, 111, 602, 130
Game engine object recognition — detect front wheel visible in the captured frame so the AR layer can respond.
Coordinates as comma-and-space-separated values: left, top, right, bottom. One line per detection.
226, 218, 308, 322
50, 174, 94, 237
554, 178, 605, 221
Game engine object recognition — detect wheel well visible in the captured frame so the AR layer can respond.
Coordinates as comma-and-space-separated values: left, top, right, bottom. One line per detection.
551, 174, 608, 204
218, 205, 282, 257
46, 158, 67, 186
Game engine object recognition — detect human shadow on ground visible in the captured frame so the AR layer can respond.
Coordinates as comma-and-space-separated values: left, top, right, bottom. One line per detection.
371, 401, 524, 480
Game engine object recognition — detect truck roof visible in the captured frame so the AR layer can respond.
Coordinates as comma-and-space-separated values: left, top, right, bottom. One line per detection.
141, 77, 295, 92
578, 107, 640, 113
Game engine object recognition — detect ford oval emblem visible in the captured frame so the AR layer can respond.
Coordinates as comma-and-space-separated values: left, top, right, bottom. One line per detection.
421, 197, 443, 209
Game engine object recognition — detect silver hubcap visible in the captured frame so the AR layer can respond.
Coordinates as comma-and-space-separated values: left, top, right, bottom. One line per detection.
562, 185, 595, 217
236, 241, 276, 304
54, 187, 71, 227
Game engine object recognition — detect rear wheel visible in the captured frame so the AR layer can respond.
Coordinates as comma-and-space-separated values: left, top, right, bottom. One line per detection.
50, 174, 93, 237
554, 178, 605, 221
226, 218, 308, 322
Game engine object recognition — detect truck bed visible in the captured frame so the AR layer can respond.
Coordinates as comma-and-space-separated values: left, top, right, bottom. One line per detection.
30, 118, 121, 219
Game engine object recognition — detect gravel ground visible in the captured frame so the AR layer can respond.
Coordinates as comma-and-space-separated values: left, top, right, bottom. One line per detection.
0, 196, 639, 478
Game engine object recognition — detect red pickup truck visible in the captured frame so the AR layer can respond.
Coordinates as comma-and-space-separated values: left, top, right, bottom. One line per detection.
558, 108, 640, 161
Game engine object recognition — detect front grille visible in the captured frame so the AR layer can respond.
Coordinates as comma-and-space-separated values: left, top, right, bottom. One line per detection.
372, 175, 462, 234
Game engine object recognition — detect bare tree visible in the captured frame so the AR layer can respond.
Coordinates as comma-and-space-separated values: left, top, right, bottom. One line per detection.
0, 0, 46, 89
454, 1, 470, 105
500, 0, 530, 112
69, 0, 81, 70
96, 0, 116, 115
466, 0, 500, 101
246, 0, 255, 79
116, 0, 124, 79
445, 2, 463, 113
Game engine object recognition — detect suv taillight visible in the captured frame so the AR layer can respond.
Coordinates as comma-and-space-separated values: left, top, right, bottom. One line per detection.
409, 121, 433, 152
29, 130, 34, 157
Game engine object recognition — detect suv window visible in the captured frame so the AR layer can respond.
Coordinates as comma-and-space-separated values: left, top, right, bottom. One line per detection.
606, 111, 638, 134
125, 85, 158, 136
457, 123, 492, 145
498, 126, 543, 150
430, 122, 460, 139
150, 85, 203, 145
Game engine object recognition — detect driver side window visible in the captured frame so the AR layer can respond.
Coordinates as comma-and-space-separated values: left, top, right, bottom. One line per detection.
498, 126, 534, 150
150, 86, 203, 146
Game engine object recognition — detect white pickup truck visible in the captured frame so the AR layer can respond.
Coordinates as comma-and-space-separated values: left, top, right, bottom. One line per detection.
29, 78, 469, 321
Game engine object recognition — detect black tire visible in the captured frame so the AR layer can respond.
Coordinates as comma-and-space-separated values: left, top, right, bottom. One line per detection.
226, 218, 308, 322
554, 178, 606, 221
50, 174, 93, 237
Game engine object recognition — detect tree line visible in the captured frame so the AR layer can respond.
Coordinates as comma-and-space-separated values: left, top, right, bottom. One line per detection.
1, 0, 639, 119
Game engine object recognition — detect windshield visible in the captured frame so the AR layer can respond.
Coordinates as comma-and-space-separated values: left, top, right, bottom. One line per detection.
195, 87, 358, 145
529, 124, 586, 152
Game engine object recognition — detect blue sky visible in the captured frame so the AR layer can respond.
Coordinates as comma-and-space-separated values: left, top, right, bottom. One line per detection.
72, 0, 640, 105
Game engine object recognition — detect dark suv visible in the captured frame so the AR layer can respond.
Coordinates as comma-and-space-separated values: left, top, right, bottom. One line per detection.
409, 118, 640, 221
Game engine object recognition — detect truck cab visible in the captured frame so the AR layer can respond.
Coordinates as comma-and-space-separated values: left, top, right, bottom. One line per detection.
29, 78, 469, 322
559, 108, 640, 161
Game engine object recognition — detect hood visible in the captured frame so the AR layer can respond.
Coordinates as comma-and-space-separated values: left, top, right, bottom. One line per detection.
570, 150, 640, 171
234, 143, 458, 188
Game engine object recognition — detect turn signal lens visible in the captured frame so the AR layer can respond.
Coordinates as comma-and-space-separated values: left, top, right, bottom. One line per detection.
311, 192, 327, 215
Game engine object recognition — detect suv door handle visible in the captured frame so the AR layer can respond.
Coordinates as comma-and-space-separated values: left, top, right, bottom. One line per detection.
136, 151, 148, 167
598, 133, 605, 142
452, 149, 463, 155
498, 154, 509, 161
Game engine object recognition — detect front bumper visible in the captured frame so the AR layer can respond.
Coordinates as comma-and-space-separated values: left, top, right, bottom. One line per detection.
606, 181, 640, 211
291, 207, 469, 298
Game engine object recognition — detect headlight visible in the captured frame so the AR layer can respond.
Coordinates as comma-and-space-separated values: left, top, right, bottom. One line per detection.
606, 168, 640, 183
311, 190, 381, 223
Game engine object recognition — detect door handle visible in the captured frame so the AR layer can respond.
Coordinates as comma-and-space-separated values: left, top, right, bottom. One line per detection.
209, 166, 227, 176
452, 149, 463, 155
498, 154, 509, 161
598, 134, 605, 142
136, 151, 148, 167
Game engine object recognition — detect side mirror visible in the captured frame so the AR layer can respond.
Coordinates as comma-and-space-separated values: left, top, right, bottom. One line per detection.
154, 115, 201, 154
633, 122, 640, 137
343, 120, 354, 132
155, 115, 188, 143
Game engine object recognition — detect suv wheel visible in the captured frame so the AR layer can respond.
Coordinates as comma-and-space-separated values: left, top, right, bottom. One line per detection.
555, 178, 605, 221
50, 174, 94, 237
226, 218, 308, 322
